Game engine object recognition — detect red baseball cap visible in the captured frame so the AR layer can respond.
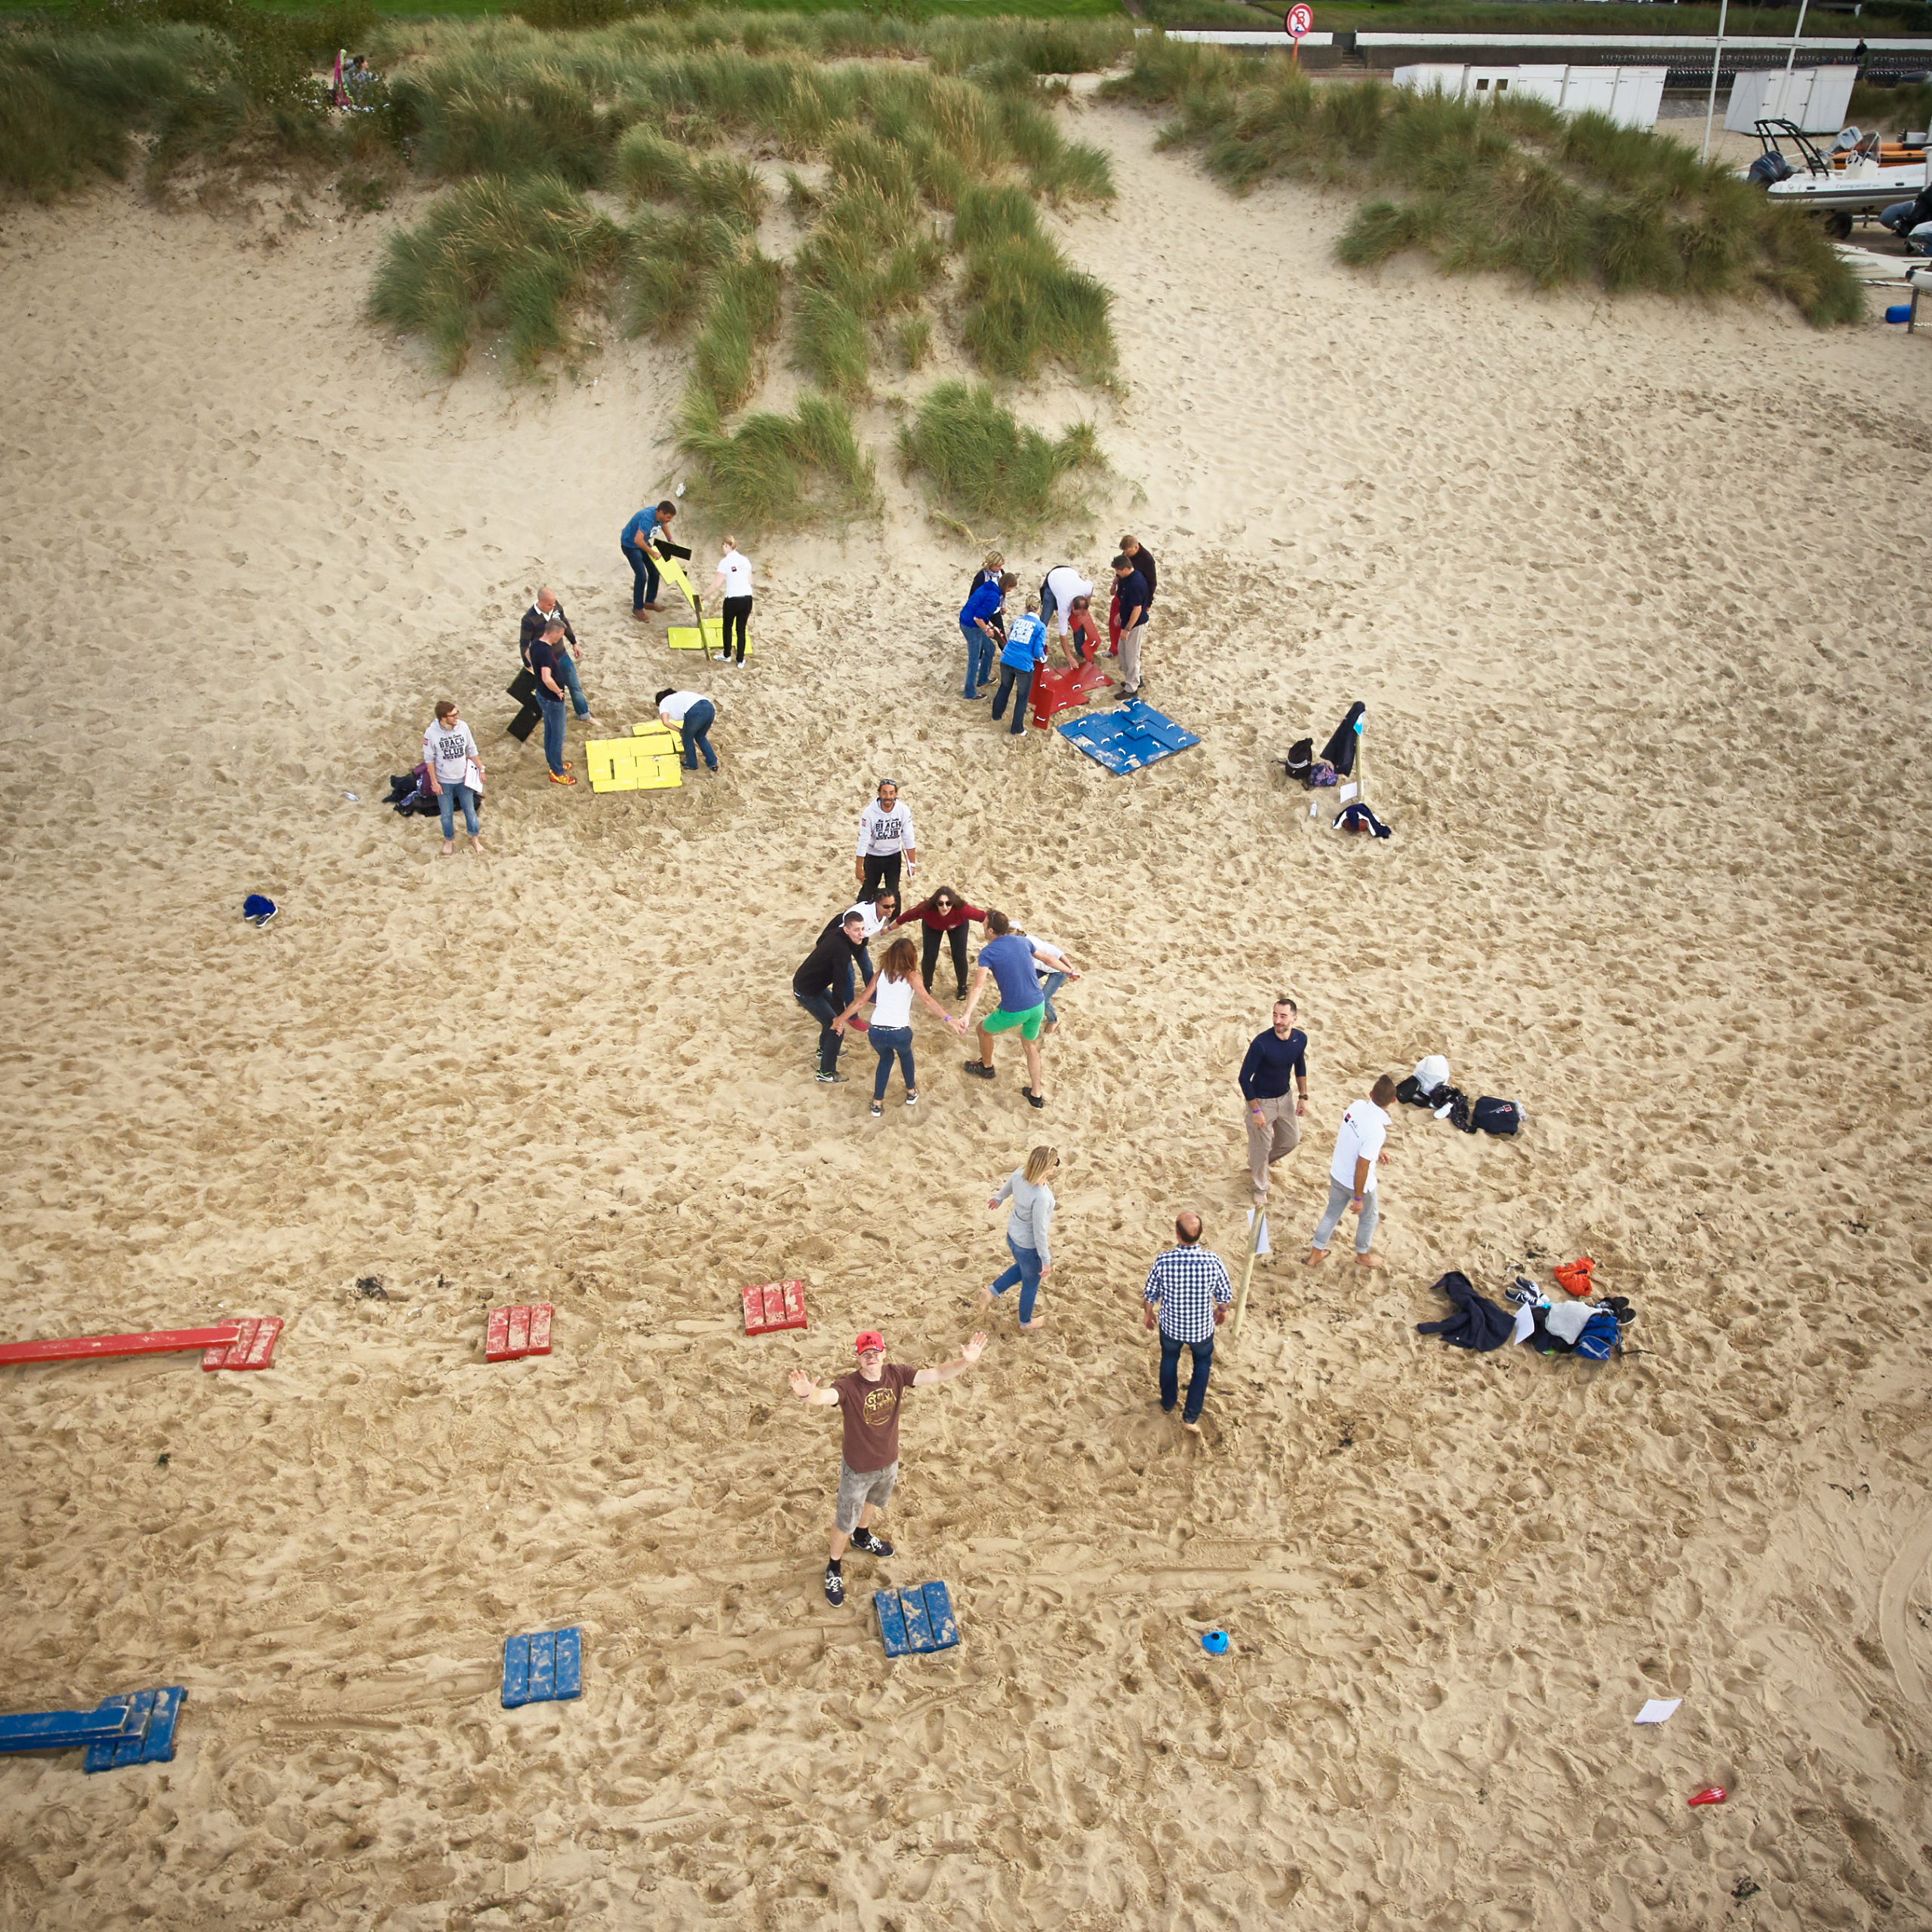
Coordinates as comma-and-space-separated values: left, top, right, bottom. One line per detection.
854, 1331, 885, 1354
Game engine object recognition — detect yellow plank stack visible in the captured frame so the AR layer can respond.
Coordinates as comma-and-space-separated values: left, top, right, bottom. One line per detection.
583, 723, 683, 794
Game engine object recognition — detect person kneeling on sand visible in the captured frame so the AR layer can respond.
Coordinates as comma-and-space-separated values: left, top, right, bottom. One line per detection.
958, 911, 1051, 1109
1305, 1075, 1397, 1270
422, 700, 486, 855
790, 1327, 987, 1605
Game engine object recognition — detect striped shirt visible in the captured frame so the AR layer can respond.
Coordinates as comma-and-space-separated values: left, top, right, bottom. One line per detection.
1143, 1246, 1232, 1345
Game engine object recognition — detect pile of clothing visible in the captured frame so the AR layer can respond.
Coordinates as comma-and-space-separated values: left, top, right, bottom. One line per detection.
1282, 700, 1365, 790
387, 764, 439, 817
1395, 1054, 1520, 1137
1415, 1257, 1637, 1364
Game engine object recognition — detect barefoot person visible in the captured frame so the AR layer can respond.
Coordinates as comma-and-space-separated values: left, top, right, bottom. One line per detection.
1238, 997, 1308, 1207
1141, 1210, 1231, 1434
1305, 1075, 1397, 1270
422, 701, 486, 855
958, 911, 1051, 1109
978, 1145, 1059, 1331
789, 1328, 988, 1605
891, 886, 986, 1001
832, 934, 965, 1116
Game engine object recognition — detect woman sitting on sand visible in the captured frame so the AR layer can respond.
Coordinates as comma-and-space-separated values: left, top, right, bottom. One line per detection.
980, 1146, 1059, 1331
832, 935, 963, 1118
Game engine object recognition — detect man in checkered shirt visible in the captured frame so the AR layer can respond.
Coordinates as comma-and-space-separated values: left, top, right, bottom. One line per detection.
1141, 1211, 1232, 1432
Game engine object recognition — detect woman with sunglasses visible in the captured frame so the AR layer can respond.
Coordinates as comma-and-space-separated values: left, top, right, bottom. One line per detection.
891, 885, 986, 1002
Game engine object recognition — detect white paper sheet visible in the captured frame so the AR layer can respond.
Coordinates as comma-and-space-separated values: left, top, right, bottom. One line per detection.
1246, 1208, 1271, 1257
1634, 1699, 1682, 1724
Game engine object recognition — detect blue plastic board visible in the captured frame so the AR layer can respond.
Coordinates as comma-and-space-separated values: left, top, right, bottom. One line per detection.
875, 1591, 910, 1658
921, 1582, 960, 1651
503, 1629, 581, 1709
502, 1634, 531, 1709
529, 1632, 555, 1703
554, 1628, 583, 1701
900, 1589, 935, 1653
0, 1701, 133, 1753
1057, 700, 1199, 777
79, 1688, 183, 1773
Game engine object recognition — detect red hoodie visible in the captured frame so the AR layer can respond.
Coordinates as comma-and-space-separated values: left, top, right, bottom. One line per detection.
893, 896, 985, 934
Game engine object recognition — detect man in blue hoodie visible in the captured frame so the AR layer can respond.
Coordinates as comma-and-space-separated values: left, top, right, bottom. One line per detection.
959, 570, 1016, 700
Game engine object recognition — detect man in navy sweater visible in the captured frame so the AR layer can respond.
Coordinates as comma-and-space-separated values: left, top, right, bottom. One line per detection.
1238, 997, 1308, 1206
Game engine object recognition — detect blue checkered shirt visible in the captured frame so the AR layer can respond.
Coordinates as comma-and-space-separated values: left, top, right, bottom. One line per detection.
1143, 1245, 1232, 1344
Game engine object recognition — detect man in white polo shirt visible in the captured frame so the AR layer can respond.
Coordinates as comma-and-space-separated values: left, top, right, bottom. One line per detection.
1305, 1074, 1397, 1271
1040, 563, 1094, 660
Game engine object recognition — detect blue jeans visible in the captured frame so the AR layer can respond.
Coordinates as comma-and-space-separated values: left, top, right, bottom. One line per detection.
679, 698, 717, 771
795, 991, 841, 1074
990, 663, 1033, 733
990, 1233, 1044, 1324
1040, 968, 1066, 1024
555, 648, 590, 719
435, 780, 479, 838
538, 695, 567, 777
961, 623, 995, 697
869, 1023, 914, 1100
625, 542, 660, 611
1159, 1331, 1214, 1423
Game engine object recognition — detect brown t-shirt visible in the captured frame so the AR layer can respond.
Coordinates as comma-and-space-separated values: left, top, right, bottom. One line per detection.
832, 1363, 918, 1472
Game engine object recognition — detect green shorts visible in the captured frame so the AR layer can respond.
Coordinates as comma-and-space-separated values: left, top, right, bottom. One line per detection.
983, 1001, 1046, 1041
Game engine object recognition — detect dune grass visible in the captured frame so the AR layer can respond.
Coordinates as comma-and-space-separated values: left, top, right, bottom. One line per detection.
369, 171, 623, 374
1105, 38, 1863, 326
897, 380, 1103, 530
952, 180, 1114, 381
677, 386, 879, 531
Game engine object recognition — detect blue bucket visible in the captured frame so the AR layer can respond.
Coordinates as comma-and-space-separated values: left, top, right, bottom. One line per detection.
1201, 1629, 1229, 1656
1885, 303, 1912, 324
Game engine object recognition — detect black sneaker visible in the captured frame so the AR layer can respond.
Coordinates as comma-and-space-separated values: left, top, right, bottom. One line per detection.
849, 1527, 894, 1558
962, 1060, 995, 1080
823, 1563, 844, 1606
815, 1070, 848, 1084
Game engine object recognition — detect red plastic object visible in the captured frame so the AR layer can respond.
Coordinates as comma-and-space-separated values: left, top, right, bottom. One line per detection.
485, 1304, 553, 1362
1687, 1787, 1727, 1807
201, 1317, 283, 1372
743, 1279, 808, 1337
0, 1325, 240, 1369
1029, 660, 1115, 729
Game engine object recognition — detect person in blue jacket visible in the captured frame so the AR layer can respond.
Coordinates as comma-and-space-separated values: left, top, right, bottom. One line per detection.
989, 595, 1048, 736
959, 570, 1015, 700
620, 500, 683, 619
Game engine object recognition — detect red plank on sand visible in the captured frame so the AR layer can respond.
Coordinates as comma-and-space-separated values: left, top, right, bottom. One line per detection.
485, 1307, 511, 1361
486, 1304, 552, 1362
507, 1306, 531, 1355
201, 1317, 285, 1373
527, 1305, 552, 1355
0, 1326, 240, 1369
741, 1284, 765, 1334
744, 1280, 809, 1336
782, 1280, 806, 1328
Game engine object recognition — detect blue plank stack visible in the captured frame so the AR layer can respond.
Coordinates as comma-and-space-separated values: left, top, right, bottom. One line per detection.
1057, 700, 1200, 776
874, 1583, 960, 1657
502, 1628, 583, 1709
0, 1687, 184, 1772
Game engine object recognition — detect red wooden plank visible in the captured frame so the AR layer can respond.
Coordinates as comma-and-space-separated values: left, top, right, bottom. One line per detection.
742, 1284, 768, 1335
507, 1306, 531, 1355
237, 1318, 281, 1371
761, 1284, 786, 1329
204, 1318, 254, 1371
0, 1326, 240, 1369
780, 1280, 808, 1331
485, 1307, 512, 1361
525, 1305, 552, 1356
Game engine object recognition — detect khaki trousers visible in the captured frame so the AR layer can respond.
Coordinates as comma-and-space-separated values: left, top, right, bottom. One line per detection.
1246, 1094, 1300, 1201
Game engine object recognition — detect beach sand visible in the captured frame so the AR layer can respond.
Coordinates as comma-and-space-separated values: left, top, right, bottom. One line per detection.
1, 92, 1929, 1930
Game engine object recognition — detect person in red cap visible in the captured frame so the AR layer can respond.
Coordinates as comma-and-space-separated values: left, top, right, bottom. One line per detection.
789, 1326, 987, 1605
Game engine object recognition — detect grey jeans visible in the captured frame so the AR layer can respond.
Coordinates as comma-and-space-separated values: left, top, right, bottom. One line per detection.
1311, 1176, 1377, 1254
835, 1458, 898, 1532
1118, 620, 1145, 691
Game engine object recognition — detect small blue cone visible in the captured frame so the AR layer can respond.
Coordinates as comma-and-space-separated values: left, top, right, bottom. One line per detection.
1201, 1629, 1229, 1656
242, 894, 278, 928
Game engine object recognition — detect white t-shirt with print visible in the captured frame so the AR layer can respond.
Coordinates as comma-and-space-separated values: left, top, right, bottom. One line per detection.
717, 550, 753, 599
1328, 1099, 1390, 1194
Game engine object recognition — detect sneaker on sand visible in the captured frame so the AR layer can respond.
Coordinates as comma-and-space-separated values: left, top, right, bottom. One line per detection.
823, 1564, 844, 1606
815, 1070, 848, 1085
848, 1527, 894, 1558
962, 1061, 995, 1080
548, 772, 577, 786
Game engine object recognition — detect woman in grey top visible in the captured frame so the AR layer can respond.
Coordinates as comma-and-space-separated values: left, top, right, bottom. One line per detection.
977, 1146, 1059, 1331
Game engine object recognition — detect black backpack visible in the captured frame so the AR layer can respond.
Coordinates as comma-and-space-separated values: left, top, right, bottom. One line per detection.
1473, 1097, 1521, 1136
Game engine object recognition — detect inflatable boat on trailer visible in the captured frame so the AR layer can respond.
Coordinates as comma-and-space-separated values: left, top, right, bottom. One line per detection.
1751, 118, 1927, 236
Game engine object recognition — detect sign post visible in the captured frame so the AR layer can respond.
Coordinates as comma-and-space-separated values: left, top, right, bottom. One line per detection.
1285, 3, 1312, 60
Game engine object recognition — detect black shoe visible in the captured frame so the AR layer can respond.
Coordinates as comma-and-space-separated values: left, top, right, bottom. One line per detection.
962, 1060, 995, 1080
1023, 1085, 1045, 1109
815, 1070, 848, 1084
849, 1526, 894, 1558
823, 1562, 844, 1606
954, 986, 969, 1001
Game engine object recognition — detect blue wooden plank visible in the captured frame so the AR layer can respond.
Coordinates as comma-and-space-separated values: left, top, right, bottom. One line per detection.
502, 1634, 531, 1709
138, 1688, 183, 1764
1058, 702, 1198, 776
528, 1632, 555, 1703
922, 1582, 959, 1651
899, 1588, 935, 1653
103, 1690, 157, 1771
874, 1591, 909, 1658
0, 1704, 131, 1752
552, 1629, 582, 1701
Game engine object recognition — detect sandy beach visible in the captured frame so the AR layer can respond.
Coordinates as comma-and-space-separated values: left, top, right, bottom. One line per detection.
2, 81, 1930, 1930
